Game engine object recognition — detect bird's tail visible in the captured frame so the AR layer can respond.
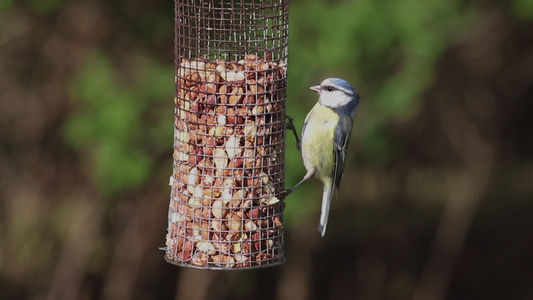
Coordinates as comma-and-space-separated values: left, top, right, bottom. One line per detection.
318, 180, 335, 237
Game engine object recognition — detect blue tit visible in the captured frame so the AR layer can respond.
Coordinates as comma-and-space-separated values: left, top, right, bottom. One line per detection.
286, 78, 360, 237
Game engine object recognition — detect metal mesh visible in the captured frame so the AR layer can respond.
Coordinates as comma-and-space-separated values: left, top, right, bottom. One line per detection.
165, 0, 288, 269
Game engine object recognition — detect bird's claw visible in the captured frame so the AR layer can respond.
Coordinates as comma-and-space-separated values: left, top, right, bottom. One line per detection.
280, 188, 294, 199
285, 115, 301, 151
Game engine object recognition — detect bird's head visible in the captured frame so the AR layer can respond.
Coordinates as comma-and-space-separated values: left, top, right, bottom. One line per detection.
310, 77, 360, 112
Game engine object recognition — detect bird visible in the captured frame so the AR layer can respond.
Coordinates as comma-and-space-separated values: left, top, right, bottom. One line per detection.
285, 77, 360, 237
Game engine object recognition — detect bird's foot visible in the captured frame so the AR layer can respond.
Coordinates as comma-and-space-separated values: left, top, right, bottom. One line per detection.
285, 115, 301, 151
280, 187, 295, 198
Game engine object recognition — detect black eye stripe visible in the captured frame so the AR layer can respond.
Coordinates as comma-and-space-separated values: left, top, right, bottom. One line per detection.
321, 84, 355, 97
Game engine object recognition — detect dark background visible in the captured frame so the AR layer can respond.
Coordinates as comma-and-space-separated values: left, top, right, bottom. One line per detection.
1, 0, 532, 299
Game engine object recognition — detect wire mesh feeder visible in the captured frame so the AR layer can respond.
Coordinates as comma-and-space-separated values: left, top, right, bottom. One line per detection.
165, 0, 289, 269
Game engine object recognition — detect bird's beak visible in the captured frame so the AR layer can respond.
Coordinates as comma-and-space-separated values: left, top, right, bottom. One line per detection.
309, 85, 320, 92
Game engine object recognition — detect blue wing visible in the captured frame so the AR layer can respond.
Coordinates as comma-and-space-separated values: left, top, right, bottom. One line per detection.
333, 116, 353, 189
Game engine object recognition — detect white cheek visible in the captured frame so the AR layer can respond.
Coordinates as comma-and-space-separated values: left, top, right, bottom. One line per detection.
321, 92, 352, 107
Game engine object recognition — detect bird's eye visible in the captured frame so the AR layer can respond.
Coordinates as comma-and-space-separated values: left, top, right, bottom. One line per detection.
326, 86, 334, 92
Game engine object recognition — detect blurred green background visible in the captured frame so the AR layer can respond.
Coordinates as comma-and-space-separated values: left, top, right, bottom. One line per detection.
1, 0, 532, 299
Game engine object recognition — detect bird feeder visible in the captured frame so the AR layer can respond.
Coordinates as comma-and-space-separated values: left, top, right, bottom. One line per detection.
165, 0, 289, 269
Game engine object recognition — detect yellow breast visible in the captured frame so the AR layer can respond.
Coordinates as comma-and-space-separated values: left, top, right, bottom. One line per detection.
300, 105, 339, 181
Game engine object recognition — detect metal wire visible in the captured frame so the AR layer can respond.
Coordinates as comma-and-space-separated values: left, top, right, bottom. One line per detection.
166, 0, 288, 269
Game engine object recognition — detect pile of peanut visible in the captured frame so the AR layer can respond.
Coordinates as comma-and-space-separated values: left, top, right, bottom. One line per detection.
166, 53, 286, 268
